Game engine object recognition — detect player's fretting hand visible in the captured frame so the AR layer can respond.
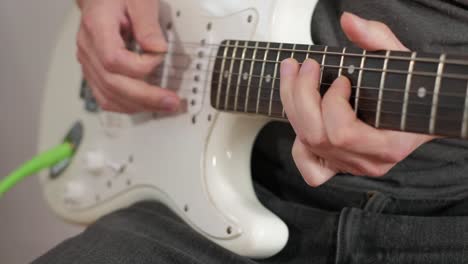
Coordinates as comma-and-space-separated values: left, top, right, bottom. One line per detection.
76, 0, 180, 113
280, 12, 435, 186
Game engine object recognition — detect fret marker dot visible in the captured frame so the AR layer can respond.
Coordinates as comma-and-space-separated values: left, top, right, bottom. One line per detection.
224, 71, 229, 78
265, 74, 272, 83
243, 72, 248, 80
348, 65, 355, 75
418, 87, 427, 98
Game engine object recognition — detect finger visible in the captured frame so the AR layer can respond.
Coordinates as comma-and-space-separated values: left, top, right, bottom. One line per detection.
127, 0, 168, 52
340, 12, 408, 51
82, 66, 124, 113
82, 55, 141, 113
280, 58, 301, 132
319, 148, 396, 177
78, 31, 145, 113
322, 76, 429, 163
86, 62, 143, 113
81, 9, 163, 78
321, 76, 393, 158
292, 139, 337, 187
293, 59, 328, 146
102, 72, 180, 112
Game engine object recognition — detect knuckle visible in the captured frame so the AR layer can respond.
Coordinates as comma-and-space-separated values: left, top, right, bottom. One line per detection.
291, 141, 302, 160
385, 149, 408, 164
135, 29, 157, 43
143, 96, 159, 110
298, 132, 328, 148
76, 40, 87, 64
328, 130, 354, 147
365, 165, 389, 177
76, 50, 84, 65
81, 13, 95, 32
101, 74, 117, 90
101, 51, 121, 72
373, 20, 391, 32
76, 32, 85, 51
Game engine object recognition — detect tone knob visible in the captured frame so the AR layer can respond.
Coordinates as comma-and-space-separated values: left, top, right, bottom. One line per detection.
83, 151, 106, 175
63, 180, 88, 207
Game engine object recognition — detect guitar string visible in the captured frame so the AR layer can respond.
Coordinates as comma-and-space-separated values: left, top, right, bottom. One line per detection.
204, 90, 466, 114
221, 99, 462, 123
149, 68, 468, 103
161, 41, 468, 66
160, 53, 468, 81
212, 95, 463, 123
155, 62, 468, 98
136, 45, 465, 130
149, 73, 465, 112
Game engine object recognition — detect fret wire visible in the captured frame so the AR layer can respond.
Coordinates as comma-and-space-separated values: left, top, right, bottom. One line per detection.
256, 42, 270, 114
269, 43, 283, 116
305, 45, 312, 60
282, 44, 297, 118
244, 41, 259, 113
234, 42, 248, 111
375, 50, 391, 128
280, 44, 313, 118
429, 54, 446, 134
401, 52, 416, 131
355, 49, 366, 114
338, 47, 346, 76
215, 41, 230, 109
224, 40, 239, 110
319, 46, 328, 85
290, 44, 296, 58
462, 80, 468, 138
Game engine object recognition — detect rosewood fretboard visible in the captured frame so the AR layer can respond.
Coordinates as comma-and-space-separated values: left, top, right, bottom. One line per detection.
210, 40, 468, 138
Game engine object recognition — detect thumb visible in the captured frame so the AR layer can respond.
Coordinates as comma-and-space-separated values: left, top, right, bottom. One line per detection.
340, 12, 408, 51
127, 0, 168, 52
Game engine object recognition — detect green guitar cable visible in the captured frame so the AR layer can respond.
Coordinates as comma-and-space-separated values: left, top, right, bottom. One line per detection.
0, 142, 75, 198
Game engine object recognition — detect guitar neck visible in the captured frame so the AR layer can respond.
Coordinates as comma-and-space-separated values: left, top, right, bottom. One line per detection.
210, 40, 468, 139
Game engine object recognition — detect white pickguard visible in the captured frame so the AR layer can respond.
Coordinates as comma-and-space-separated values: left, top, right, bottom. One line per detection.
39, 0, 318, 258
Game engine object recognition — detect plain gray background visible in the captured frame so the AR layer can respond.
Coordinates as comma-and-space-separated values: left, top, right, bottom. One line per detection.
0, 1, 83, 263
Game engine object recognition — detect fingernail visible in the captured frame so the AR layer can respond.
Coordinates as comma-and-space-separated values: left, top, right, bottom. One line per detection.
280, 59, 296, 77
160, 96, 179, 112
300, 59, 315, 75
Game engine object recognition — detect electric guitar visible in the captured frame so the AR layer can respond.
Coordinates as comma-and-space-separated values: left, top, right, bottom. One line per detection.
39, 0, 468, 258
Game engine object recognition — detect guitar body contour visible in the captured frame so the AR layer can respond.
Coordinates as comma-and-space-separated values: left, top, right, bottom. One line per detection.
39, 0, 318, 258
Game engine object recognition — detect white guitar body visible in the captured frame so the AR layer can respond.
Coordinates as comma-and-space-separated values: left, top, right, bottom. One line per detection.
39, 0, 318, 258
